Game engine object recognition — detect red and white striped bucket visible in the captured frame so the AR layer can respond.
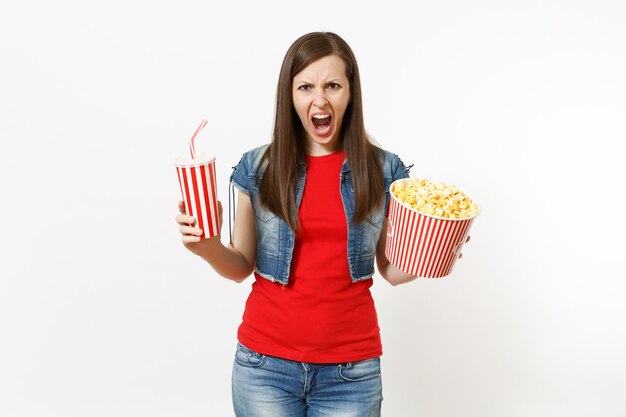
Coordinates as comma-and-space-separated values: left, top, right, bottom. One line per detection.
174, 153, 220, 239
385, 180, 479, 278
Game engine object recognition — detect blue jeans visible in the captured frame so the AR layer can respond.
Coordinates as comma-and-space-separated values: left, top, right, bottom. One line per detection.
232, 343, 383, 417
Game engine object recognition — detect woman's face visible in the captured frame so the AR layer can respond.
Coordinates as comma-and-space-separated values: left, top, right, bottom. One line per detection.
292, 55, 351, 156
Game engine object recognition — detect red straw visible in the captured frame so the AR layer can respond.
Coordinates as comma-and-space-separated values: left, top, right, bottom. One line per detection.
189, 119, 208, 159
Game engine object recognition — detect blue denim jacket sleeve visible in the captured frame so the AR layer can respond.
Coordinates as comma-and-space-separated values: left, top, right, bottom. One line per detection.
392, 155, 411, 181
383, 152, 411, 215
230, 153, 251, 194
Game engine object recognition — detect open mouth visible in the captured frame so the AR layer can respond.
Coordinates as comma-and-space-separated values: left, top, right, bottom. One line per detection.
311, 113, 332, 136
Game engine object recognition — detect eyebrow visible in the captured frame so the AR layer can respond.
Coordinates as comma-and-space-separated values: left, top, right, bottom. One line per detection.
293, 78, 344, 84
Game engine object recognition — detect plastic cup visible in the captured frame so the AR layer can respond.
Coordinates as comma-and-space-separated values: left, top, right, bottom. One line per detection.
385, 179, 479, 278
174, 153, 220, 239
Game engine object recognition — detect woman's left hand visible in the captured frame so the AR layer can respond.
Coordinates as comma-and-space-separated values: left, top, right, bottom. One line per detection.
458, 235, 471, 259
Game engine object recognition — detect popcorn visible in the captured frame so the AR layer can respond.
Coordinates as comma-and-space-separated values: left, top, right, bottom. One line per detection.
391, 178, 479, 219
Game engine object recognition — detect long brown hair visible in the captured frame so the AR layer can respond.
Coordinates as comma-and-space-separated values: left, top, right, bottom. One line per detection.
260, 32, 384, 230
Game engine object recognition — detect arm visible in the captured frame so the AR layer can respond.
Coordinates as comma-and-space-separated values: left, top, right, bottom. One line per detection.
375, 218, 418, 286
176, 190, 257, 283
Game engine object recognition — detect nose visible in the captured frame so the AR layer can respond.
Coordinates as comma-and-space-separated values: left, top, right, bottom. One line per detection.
313, 89, 328, 107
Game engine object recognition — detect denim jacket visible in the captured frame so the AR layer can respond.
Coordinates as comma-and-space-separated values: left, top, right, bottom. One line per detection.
229, 144, 410, 285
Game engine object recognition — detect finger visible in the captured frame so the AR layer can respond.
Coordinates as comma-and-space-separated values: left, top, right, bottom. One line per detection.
178, 200, 186, 214
182, 235, 201, 244
458, 252, 463, 259
176, 214, 196, 226
465, 235, 471, 243
179, 225, 203, 236
217, 200, 223, 225
176, 214, 192, 226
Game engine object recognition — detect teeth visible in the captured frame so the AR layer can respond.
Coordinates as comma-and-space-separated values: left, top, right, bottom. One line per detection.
312, 114, 330, 119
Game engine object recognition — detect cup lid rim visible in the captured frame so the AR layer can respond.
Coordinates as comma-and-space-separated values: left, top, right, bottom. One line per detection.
173, 153, 216, 167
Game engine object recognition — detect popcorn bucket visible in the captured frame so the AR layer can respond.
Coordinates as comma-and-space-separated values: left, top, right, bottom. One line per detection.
173, 120, 220, 239
385, 179, 479, 278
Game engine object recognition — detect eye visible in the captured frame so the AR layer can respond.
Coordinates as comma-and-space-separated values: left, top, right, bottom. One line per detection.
297, 84, 311, 91
327, 83, 341, 90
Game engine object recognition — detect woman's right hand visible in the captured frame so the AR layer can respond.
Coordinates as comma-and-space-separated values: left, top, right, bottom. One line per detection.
176, 200, 222, 257
175, 191, 255, 282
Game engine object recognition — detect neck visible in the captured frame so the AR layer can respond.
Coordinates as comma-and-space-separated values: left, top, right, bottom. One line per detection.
305, 140, 342, 156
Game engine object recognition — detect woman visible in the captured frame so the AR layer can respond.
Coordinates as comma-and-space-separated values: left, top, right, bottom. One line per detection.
176, 31, 417, 417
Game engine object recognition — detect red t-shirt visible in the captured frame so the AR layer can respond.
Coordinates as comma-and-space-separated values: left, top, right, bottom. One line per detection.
237, 149, 382, 363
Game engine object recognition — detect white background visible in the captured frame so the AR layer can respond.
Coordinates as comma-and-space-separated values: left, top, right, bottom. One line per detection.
1, 0, 625, 416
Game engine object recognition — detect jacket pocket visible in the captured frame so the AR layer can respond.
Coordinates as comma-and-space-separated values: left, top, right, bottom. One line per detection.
249, 176, 278, 223
366, 204, 385, 227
